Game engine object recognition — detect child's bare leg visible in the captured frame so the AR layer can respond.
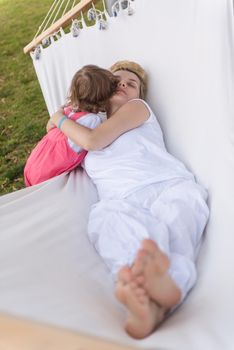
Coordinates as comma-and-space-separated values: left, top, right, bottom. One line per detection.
115, 266, 166, 339
132, 239, 181, 308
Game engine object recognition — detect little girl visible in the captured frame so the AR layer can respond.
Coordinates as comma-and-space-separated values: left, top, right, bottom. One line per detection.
24, 65, 118, 186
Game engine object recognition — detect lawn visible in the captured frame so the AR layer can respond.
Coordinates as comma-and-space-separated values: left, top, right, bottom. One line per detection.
0, 0, 102, 195
0, 0, 54, 194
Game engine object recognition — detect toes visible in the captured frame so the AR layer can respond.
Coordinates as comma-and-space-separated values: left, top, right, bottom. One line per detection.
130, 281, 137, 289
118, 266, 132, 284
132, 249, 148, 276
136, 275, 145, 285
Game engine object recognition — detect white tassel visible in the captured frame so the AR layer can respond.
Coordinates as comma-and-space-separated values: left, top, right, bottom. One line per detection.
70, 19, 81, 37
87, 8, 96, 21
98, 19, 108, 30
127, 6, 134, 15
112, 0, 135, 17
42, 37, 50, 46
33, 46, 41, 60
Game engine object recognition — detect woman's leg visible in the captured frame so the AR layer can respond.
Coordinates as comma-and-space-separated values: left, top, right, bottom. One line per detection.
87, 198, 165, 276
88, 181, 208, 338
134, 180, 209, 303
116, 180, 209, 338
88, 198, 169, 338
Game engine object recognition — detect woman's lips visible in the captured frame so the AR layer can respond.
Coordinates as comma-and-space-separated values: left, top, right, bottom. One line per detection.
116, 89, 126, 95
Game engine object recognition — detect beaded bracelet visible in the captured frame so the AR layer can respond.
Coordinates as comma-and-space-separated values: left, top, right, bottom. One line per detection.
57, 115, 67, 129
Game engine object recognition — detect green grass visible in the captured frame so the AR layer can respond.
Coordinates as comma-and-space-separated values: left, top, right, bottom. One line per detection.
0, 0, 53, 194
0, 0, 102, 195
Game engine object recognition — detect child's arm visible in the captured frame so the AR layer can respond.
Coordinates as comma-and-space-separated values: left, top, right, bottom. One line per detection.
51, 100, 149, 151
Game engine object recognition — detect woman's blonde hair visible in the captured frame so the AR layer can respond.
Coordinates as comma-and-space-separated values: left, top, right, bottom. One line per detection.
67, 65, 119, 113
110, 60, 147, 99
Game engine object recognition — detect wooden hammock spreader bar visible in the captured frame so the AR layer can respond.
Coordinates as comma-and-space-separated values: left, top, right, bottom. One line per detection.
0, 313, 137, 350
23, 0, 99, 54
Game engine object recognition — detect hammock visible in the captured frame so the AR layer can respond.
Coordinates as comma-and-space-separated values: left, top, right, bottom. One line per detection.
0, 0, 234, 348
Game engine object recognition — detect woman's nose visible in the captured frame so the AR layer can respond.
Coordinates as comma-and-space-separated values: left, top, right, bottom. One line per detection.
118, 80, 127, 88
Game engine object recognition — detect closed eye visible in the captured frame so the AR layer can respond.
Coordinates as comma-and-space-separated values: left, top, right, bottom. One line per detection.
128, 82, 137, 88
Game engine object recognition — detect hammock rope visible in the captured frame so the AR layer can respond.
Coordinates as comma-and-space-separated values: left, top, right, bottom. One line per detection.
33, 0, 59, 39
52, 0, 68, 26
62, 0, 77, 17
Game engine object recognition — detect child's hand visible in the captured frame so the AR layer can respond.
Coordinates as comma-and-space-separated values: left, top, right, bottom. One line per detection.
50, 108, 65, 128
47, 107, 64, 132
46, 119, 56, 133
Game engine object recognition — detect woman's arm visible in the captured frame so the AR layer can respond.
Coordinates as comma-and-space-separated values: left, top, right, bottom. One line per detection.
68, 113, 102, 153
51, 100, 150, 151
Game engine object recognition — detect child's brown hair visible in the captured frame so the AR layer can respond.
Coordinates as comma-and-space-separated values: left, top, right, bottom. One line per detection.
67, 65, 119, 113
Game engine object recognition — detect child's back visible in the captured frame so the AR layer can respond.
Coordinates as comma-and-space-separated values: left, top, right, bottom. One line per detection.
24, 108, 89, 186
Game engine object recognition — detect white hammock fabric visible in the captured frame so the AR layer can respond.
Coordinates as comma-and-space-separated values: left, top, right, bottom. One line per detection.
1, 0, 234, 348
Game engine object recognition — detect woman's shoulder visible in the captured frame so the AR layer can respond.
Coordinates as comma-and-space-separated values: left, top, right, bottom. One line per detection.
127, 99, 155, 123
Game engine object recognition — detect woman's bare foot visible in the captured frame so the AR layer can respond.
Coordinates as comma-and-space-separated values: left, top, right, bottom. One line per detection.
115, 266, 166, 339
133, 239, 182, 308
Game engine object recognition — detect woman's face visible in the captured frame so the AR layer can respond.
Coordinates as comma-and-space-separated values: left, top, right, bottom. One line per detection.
109, 70, 141, 109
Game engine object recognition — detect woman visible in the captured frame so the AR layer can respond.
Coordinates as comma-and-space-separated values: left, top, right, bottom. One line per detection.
49, 61, 209, 339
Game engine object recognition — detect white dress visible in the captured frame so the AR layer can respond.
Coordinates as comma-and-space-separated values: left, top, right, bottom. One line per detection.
83, 99, 209, 301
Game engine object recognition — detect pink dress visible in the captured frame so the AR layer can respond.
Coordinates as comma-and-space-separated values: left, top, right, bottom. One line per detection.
24, 107, 88, 186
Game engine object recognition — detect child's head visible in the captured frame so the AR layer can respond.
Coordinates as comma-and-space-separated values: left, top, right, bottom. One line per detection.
67, 65, 119, 113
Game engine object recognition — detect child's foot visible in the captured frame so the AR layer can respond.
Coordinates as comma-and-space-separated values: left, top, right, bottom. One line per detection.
133, 239, 182, 308
115, 266, 165, 339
